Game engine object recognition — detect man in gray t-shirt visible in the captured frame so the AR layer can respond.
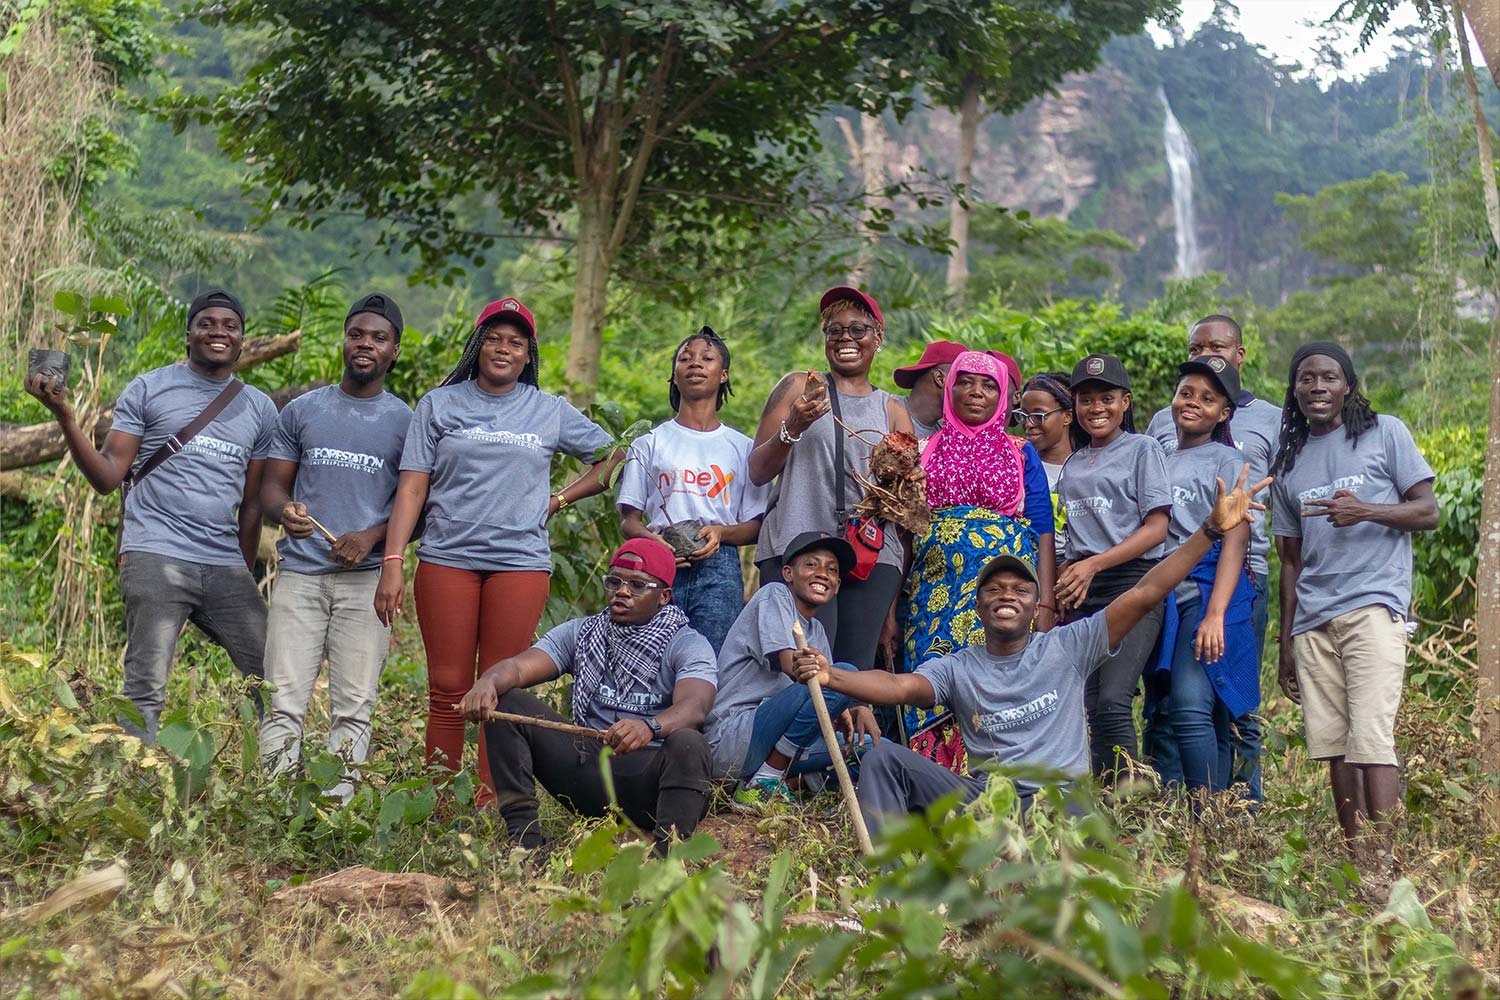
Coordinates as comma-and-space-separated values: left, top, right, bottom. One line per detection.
1269, 343, 1436, 865
24, 289, 277, 744
795, 470, 1268, 840
1144, 313, 1281, 801
258, 294, 413, 800
459, 539, 716, 854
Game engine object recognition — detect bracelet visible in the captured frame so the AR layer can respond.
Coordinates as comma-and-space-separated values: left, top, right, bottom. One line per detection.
1201, 519, 1225, 542
553, 492, 571, 511
381, 554, 404, 564
778, 420, 803, 445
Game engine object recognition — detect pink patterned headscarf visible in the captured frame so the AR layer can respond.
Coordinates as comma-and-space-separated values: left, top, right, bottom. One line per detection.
920, 351, 1025, 514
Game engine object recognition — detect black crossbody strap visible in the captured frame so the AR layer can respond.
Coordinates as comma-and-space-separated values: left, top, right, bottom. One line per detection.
123, 378, 245, 494
826, 372, 847, 524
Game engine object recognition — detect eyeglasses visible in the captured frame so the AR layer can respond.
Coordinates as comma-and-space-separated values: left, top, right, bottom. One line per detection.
1018, 407, 1067, 425
603, 574, 664, 597
823, 323, 877, 342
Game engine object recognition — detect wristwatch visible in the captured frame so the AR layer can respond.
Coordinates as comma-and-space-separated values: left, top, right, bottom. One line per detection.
645, 717, 663, 740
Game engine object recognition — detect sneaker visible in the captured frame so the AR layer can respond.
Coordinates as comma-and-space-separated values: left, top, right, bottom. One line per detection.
731, 777, 794, 815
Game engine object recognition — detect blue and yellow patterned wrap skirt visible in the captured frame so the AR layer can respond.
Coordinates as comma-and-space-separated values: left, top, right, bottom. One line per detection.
902, 505, 1038, 774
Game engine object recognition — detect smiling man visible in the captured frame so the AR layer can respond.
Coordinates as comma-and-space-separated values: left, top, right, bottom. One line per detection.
1270, 342, 1436, 880
23, 289, 279, 744
794, 470, 1270, 838
458, 538, 716, 854
258, 293, 413, 801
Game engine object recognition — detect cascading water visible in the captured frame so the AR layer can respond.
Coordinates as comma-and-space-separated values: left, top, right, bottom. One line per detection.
1158, 87, 1203, 279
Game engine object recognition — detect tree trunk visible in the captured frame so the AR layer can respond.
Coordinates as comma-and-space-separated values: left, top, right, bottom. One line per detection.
1454, 0, 1500, 821
839, 111, 888, 290
945, 72, 981, 303
562, 193, 614, 405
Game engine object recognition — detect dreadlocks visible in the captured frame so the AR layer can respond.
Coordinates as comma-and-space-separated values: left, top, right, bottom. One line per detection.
439, 319, 539, 389
1270, 342, 1378, 476
668, 326, 733, 412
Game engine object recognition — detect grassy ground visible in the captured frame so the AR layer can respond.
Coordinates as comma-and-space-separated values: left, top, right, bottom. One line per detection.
0, 614, 1494, 998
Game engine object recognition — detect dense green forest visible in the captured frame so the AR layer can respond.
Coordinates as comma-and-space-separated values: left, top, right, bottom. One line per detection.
3, 0, 1499, 995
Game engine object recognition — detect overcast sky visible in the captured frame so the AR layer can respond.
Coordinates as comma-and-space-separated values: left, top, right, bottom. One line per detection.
1148, 0, 1427, 79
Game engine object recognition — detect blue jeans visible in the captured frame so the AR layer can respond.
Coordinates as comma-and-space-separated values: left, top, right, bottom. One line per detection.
740, 663, 875, 777
1168, 598, 1233, 793
671, 545, 744, 655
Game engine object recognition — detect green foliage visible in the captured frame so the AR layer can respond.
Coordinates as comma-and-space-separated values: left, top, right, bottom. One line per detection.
1411, 423, 1482, 624
967, 206, 1137, 306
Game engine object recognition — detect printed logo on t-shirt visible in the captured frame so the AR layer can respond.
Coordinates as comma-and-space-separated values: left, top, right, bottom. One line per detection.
975, 689, 1060, 733
183, 435, 247, 461
1172, 484, 1200, 507
596, 681, 665, 715
455, 426, 543, 451
1297, 474, 1366, 504
1064, 496, 1112, 517
657, 465, 734, 507
303, 446, 386, 474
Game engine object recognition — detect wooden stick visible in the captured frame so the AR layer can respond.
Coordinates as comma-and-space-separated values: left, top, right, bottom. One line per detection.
453, 705, 609, 741
793, 621, 874, 856
305, 513, 338, 544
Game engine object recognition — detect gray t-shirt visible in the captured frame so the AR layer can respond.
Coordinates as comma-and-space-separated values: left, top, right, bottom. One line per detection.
901, 395, 940, 440
1056, 432, 1172, 561
268, 385, 413, 575
1270, 415, 1434, 635
400, 381, 612, 571
1164, 441, 1244, 550
1149, 393, 1282, 576
916, 612, 1116, 784
704, 583, 832, 776
112, 364, 278, 566
534, 616, 718, 732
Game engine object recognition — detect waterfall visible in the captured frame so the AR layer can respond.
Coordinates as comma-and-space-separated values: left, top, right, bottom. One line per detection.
1158, 87, 1203, 279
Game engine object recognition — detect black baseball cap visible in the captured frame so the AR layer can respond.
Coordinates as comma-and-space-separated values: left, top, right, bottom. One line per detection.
347, 292, 404, 340
1178, 356, 1240, 408
783, 531, 856, 577
977, 552, 1039, 588
187, 289, 244, 328
1071, 353, 1130, 391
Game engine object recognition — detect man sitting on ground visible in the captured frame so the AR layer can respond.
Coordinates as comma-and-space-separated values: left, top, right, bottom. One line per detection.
793, 469, 1269, 837
705, 531, 880, 812
458, 539, 716, 854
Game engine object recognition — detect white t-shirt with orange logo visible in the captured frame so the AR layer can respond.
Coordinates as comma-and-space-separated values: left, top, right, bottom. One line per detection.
617, 419, 771, 531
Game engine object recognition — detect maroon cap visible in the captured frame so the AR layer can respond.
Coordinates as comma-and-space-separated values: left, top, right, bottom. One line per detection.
893, 340, 968, 389
474, 296, 536, 339
987, 350, 1021, 392
610, 537, 677, 587
819, 286, 884, 328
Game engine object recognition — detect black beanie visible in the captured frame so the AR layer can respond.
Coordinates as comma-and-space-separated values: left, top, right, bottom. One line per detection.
187, 289, 245, 328
346, 292, 404, 340
1289, 341, 1356, 386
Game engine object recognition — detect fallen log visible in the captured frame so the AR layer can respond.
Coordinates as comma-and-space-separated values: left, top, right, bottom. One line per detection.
1, 331, 303, 471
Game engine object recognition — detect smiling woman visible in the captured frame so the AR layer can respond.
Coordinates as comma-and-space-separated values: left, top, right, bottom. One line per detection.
372, 297, 624, 808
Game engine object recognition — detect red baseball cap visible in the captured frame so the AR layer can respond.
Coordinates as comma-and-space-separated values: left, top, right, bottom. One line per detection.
893, 340, 968, 389
987, 350, 1021, 392
819, 286, 884, 328
610, 537, 677, 587
474, 296, 536, 339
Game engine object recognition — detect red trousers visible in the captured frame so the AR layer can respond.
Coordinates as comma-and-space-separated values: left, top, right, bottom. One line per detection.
413, 562, 549, 805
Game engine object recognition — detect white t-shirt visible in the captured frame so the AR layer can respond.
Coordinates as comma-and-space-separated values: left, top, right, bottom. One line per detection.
617, 419, 771, 531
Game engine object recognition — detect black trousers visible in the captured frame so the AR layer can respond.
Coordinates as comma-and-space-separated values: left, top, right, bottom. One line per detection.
482, 689, 712, 853
1075, 558, 1163, 780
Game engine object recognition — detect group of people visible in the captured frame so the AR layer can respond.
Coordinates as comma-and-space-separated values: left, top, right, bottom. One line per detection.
23, 284, 1436, 870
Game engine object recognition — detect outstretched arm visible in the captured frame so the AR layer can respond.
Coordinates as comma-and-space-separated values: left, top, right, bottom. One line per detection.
1104, 466, 1271, 650
456, 648, 562, 720
25, 373, 141, 494
792, 648, 937, 708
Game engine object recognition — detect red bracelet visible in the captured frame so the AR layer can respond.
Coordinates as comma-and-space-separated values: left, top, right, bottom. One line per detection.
382, 554, 404, 563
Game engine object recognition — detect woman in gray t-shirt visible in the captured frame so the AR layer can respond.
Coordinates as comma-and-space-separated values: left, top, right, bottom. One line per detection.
1054, 353, 1171, 781
747, 286, 915, 670
374, 297, 621, 807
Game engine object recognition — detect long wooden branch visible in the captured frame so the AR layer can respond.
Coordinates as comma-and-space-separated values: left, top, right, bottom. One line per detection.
1, 332, 303, 471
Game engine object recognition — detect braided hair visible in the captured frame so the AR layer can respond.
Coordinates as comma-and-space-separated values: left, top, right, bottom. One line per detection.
439, 319, 539, 389
1022, 371, 1072, 409
668, 326, 733, 412
1270, 347, 1378, 477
